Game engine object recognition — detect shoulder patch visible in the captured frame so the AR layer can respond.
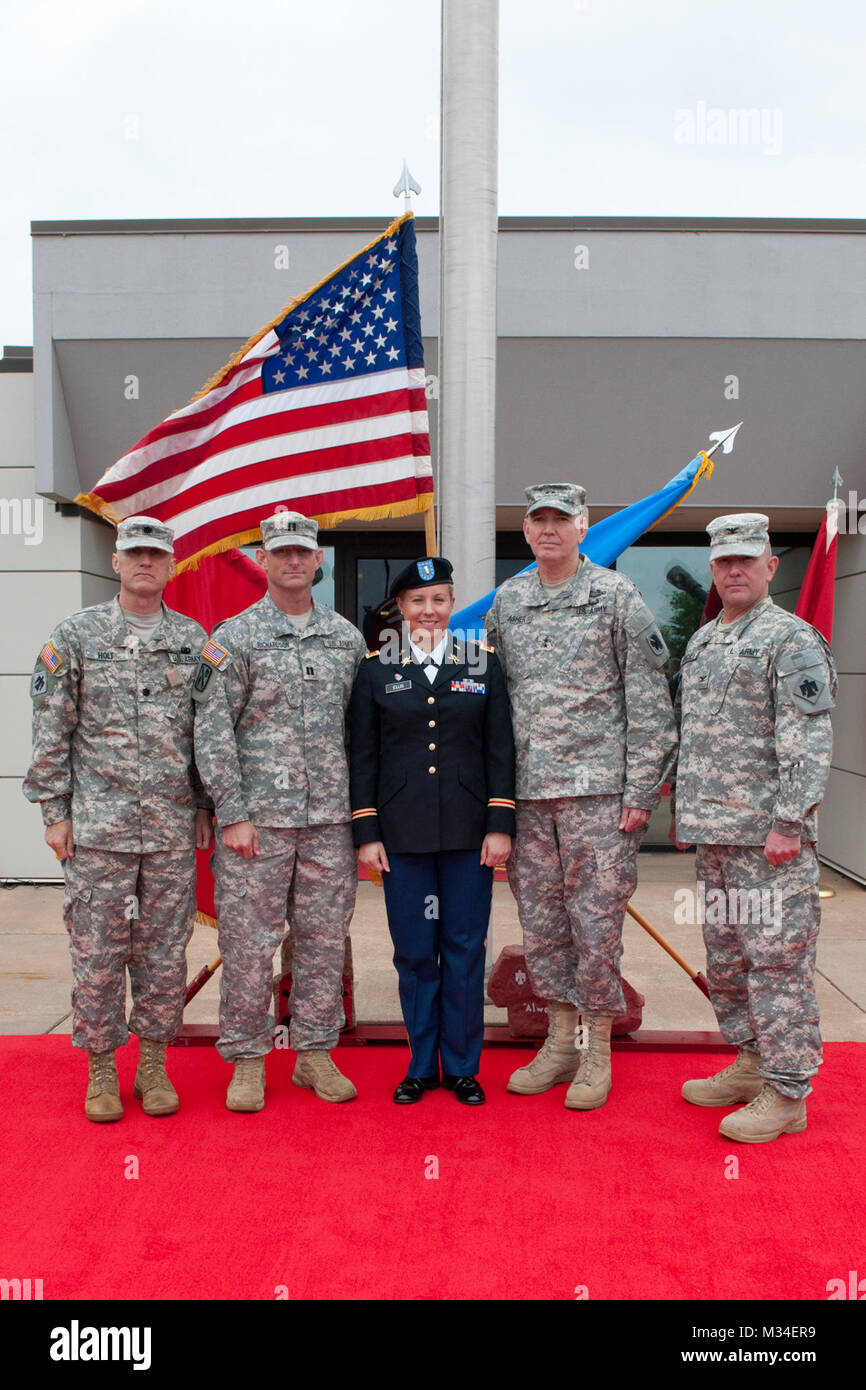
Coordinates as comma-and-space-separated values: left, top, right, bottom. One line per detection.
191, 661, 216, 702
31, 668, 51, 700
200, 640, 229, 668
779, 667, 834, 715
625, 600, 669, 670
776, 646, 835, 715
39, 642, 63, 675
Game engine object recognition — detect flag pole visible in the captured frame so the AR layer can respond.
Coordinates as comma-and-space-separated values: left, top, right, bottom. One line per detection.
393, 160, 436, 558
817, 465, 843, 901
626, 904, 710, 998
439, 0, 498, 608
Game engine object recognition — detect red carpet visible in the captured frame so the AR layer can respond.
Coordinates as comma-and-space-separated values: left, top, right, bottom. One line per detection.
2, 1038, 863, 1301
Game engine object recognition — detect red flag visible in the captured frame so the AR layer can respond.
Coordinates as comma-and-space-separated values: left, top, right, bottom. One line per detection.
795, 501, 841, 643
164, 545, 266, 632
165, 547, 267, 927
700, 581, 723, 626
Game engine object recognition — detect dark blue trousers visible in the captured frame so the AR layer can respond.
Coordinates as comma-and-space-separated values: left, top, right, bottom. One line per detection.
382, 850, 494, 1078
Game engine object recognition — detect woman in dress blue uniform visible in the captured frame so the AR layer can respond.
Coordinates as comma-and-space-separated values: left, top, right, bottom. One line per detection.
349, 558, 516, 1105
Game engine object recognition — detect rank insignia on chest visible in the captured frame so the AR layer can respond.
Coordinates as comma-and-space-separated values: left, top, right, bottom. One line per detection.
451, 679, 486, 694
39, 642, 62, 674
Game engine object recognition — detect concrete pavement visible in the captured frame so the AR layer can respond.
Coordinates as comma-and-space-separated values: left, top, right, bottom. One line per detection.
1, 852, 863, 1041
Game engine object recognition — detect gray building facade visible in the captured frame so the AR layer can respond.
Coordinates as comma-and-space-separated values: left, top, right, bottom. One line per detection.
1, 215, 863, 879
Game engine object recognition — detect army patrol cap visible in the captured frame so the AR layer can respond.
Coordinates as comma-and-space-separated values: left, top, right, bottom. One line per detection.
260, 511, 319, 551
115, 515, 175, 554
707, 512, 770, 561
389, 556, 454, 598
524, 483, 587, 517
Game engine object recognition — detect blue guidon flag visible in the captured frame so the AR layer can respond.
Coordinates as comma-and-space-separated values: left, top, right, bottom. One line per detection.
76, 213, 433, 572
453, 451, 718, 638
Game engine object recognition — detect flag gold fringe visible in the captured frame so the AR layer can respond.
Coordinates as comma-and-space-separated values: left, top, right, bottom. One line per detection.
73, 491, 123, 525
173, 488, 433, 575
195, 909, 218, 929
190, 212, 413, 405
647, 451, 714, 531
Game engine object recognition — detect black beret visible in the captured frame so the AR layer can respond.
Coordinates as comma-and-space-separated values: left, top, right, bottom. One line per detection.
389, 556, 454, 598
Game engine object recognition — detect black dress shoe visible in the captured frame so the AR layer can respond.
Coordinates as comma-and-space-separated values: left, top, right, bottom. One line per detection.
442, 1074, 485, 1105
393, 1075, 440, 1105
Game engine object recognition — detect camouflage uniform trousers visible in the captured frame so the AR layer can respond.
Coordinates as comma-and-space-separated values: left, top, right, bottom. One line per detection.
214, 823, 356, 1061
696, 843, 822, 1100
507, 794, 643, 1015
63, 844, 197, 1052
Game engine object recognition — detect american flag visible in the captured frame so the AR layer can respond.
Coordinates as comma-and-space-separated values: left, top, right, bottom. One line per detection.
76, 213, 432, 571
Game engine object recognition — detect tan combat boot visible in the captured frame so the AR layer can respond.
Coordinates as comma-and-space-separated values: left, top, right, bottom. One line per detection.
564, 1014, 613, 1110
133, 1038, 179, 1116
681, 1048, 762, 1107
718, 1084, 807, 1144
293, 1050, 356, 1102
85, 1050, 123, 1123
226, 1057, 266, 1112
507, 1002, 580, 1095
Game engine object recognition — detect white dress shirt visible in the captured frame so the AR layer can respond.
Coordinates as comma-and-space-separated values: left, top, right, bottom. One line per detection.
408, 632, 449, 684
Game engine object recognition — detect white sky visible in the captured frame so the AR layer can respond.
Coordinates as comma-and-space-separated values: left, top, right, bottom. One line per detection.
2, 0, 866, 346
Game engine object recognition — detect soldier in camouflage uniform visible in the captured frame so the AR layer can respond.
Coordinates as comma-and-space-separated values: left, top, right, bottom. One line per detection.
486, 483, 677, 1109
672, 513, 836, 1142
23, 516, 213, 1123
193, 511, 367, 1111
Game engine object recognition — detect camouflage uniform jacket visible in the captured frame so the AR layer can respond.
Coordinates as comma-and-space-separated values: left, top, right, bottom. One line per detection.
193, 593, 367, 829
23, 595, 209, 852
672, 597, 836, 845
485, 555, 677, 805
